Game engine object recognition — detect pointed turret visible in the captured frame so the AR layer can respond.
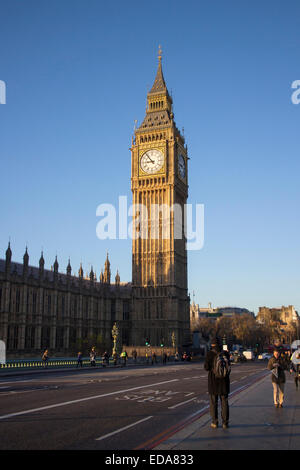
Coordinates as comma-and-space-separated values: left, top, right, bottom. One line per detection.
23, 246, 29, 264
148, 45, 168, 95
53, 255, 59, 273
115, 269, 120, 286
137, 46, 174, 132
53, 256, 59, 283
5, 241, 12, 274
23, 246, 29, 276
39, 251, 45, 278
103, 252, 111, 284
66, 258, 72, 276
78, 263, 83, 279
89, 266, 94, 282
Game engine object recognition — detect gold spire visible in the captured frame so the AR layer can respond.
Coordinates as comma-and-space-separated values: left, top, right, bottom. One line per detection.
149, 46, 167, 95
158, 44, 162, 62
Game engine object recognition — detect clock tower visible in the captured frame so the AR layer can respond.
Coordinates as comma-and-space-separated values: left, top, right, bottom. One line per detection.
130, 48, 190, 349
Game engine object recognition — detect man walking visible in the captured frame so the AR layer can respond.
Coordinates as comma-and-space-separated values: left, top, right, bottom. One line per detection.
204, 337, 231, 429
268, 348, 287, 407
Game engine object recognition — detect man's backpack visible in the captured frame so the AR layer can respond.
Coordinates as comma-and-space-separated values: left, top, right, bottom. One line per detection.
213, 352, 231, 378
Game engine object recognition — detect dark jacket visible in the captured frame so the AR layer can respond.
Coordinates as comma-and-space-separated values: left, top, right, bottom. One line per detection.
204, 346, 230, 395
268, 355, 287, 383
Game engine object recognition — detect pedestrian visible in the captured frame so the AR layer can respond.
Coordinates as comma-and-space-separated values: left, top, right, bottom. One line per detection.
132, 349, 137, 364
76, 351, 83, 368
90, 347, 96, 367
290, 351, 300, 390
174, 351, 179, 362
42, 349, 49, 368
204, 337, 231, 429
102, 351, 109, 367
121, 350, 128, 367
268, 348, 288, 407
152, 351, 157, 365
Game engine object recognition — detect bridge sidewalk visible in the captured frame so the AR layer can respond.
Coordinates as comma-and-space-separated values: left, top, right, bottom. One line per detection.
155, 372, 300, 450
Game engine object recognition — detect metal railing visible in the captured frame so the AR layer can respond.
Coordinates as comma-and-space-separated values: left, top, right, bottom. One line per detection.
0, 358, 106, 370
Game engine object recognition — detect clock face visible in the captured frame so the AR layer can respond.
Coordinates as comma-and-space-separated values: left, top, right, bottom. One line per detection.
178, 154, 186, 178
140, 149, 164, 174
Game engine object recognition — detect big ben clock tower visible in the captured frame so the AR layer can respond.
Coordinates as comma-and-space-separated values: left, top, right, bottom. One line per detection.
130, 48, 190, 349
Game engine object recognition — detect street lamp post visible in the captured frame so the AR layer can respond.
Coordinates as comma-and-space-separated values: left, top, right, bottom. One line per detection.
171, 331, 176, 352
111, 322, 119, 355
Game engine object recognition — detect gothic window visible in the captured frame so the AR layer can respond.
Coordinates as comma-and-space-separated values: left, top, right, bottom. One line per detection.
123, 301, 129, 321
25, 326, 35, 349
73, 297, 77, 318
122, 328, 129, 346
16, 288, 20, 313
7, 325, 18, 349
47, 294, 51, 314
84, 297, 89, 317
111, 299, 116, 321
69, 327, 76, 346
32, 292, 37, 314
41, 326, 50, 349
56, 327, 64, 349
0, 286, 2, 311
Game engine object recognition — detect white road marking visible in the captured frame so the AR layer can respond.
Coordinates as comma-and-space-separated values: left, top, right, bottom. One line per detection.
168, 397, 197, 409
95, 416, 153, 441
0, 379, 34, 385
0, 378, 178, 421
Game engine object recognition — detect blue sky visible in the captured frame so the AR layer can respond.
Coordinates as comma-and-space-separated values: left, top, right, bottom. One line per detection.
0, 0, 299, 314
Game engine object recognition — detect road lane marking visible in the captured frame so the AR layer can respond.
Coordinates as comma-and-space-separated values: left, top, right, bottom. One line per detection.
168, 397, 197, 409
0, 379, 35, 385
0, 378, 178, 421
95, 416, 153, 441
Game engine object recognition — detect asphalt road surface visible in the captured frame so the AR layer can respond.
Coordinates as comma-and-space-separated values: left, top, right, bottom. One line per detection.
0, 360, 268, 450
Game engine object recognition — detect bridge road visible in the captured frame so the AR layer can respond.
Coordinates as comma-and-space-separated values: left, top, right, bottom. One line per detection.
0, 361, 268, 450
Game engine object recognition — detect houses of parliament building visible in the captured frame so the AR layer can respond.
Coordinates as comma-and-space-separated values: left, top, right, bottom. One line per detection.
0, 51, 191, 357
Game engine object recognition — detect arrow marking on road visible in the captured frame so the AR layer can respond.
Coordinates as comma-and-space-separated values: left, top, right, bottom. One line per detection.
0, 379, 178, 421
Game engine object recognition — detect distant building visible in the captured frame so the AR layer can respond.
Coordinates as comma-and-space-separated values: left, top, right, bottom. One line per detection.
190, 302, 255, 324
257, 305, 299, 325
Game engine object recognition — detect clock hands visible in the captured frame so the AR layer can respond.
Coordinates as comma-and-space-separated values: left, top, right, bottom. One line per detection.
145, 152, 155, 164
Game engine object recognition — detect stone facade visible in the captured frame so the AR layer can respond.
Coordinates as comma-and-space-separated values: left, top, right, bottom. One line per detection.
0, 245, 131, 357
